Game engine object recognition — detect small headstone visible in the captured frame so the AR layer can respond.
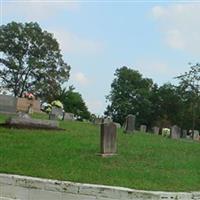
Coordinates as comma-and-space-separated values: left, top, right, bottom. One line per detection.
124, 114, 136, 133
171, 125, 181, 139
100, 122, 117, 156
64, 112, 74, 121
182, 129, 187, 138
193, 130, 199, 141
152, 126, 159, 135
140, 125, 147, 133
50, 107, 63, 120
162, 128, 170, 137
49, 113, 56, 120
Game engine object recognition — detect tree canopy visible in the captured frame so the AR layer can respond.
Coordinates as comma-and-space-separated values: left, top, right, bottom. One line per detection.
0, 22, 70, 101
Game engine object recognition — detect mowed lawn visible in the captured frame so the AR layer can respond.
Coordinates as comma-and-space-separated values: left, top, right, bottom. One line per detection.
0, 114, 200, 191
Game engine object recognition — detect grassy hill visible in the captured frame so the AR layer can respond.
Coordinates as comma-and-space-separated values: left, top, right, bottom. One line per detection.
0, 113, 200, 191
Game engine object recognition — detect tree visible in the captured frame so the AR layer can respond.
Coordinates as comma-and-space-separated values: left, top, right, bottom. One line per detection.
57, 86, 91, 120
176, 63, 200, 134
0, 22, 70, 101
105, 66, 155, 126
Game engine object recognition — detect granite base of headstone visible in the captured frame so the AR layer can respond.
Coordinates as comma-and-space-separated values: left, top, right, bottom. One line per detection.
100, 122, 117, 157
193, 130, 199, 141
124, 114, 136, 134
140, 125, 147, 133
171, 125, 181, 139
152, 126, 159, 135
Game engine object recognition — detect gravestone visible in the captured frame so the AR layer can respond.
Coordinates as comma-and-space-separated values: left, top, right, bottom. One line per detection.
182, 129, 187, 138
162, 128, 170, 137
50, 107, 63, 120
140, 125, 147, 133
100, 122, 117, 156
0, 95, 17, 113
114, 122, 121, 129
104, 117, 113, 124
152, 126, 159, 135
193, 130, 199, 141
124, 114, 135, 133
64, 112, 74, 121
171, 125, 181, 139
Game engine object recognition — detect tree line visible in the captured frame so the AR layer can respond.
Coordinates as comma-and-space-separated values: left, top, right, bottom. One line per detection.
105, 65, 200, 132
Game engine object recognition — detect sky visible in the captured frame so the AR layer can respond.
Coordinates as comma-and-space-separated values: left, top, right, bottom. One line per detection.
1, 0, 200, 115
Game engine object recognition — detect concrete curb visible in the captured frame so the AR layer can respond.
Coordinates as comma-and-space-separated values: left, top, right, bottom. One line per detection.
0, 173, 200, 200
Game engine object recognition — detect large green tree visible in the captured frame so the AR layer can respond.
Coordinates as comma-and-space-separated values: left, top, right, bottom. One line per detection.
105, 66, 154, 126
176, 63, 200, 133
0, 22, 70, 101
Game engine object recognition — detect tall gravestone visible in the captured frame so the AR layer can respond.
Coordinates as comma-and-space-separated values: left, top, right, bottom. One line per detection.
100, 122, 117, 156
0, 95, 17, 113
140, 125, 147, 133
152, 126, 159, 135
124, 114, 136, 133
171, 125, 181, 139
193, 130, 199, 141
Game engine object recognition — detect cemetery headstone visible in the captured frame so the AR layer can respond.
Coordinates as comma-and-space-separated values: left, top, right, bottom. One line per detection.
152, 126, 159, 135
0, 95, 17, 113
64, 112, 75, 121
140, 125, 147, 133
100, 122, 117, 156
162, 128, 170, 137
182, 129, 187, 138
193, 130, 199, 141
114, 122, 121, 129
124, 114, 136, 133
171, 125, 181, 139
50, 107, 63, 120
104, 117, 113, 124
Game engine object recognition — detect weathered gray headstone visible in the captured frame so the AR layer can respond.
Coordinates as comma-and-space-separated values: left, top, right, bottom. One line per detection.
193, 130, 199, 141
17, 112, 31, 119
182, 129, 187, 138
140, 125, 147, 133
64, 112, 74, 121
152, 126, 159, 135
124, 114, 135, 133
171, 125, 181, 139
114, 122, 121, 129
50, 107, 63, 120
0, 95, 17, 113
100, 122, 117, 156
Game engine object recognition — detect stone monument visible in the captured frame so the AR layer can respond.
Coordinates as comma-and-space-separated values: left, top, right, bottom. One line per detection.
171, 125, 181, 139
100, 122, 117, 156
124, 114, 135, 133
140, 125, 147, 133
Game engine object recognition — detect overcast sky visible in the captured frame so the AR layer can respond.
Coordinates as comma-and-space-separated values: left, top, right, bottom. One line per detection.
1, 1, 200, 115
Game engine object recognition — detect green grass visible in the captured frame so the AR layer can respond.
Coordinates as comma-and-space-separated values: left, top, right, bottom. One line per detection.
0, 113, 200, 191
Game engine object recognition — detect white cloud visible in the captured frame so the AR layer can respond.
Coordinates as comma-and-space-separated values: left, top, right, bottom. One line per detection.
73, 72, 89, 86
2, 0, 80, 21
52, 30, 104, 55
152, 4, 200, 55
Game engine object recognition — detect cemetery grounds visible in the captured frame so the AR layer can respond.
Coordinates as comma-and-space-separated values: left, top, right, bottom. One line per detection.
0, 113, 200, 192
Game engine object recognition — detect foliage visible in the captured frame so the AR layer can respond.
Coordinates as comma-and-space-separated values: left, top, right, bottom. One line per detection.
175, 63, 200, 132
105, 66, 155, 126
0, 21, 70, 101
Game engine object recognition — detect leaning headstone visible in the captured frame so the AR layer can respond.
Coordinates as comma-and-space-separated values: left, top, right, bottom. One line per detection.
193, 130, 199, 141
124, 114, 136, 133
0, 94, 17, 113
140, 125, 147, 133
100, 122, 117, 156
182, 129, 187, 138
50, 107, 63, 120
152, 126, 159, 135
171, 125, 181, 139
162, 128, 170, 137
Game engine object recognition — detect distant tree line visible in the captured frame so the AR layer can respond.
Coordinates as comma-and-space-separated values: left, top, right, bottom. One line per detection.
105, 65, 200, 132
